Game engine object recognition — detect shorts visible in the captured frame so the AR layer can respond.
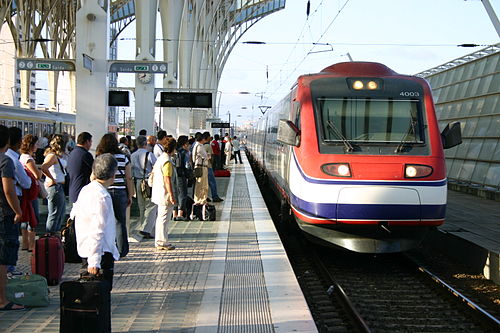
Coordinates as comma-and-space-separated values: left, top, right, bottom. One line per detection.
0, 215, 20, 266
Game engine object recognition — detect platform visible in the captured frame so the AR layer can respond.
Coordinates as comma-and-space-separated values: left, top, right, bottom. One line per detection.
427, 190, 500, 285
1, 154, 317, 333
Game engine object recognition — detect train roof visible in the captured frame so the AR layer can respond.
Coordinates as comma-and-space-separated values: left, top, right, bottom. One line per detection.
320, 62, 398, 76
0, 105, 75, 123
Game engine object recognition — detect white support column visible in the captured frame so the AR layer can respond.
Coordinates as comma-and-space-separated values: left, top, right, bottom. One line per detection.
178, 1, 195, 89
134, 0, 158, 136
159, 0, 183, 137
75, 0, 110, 149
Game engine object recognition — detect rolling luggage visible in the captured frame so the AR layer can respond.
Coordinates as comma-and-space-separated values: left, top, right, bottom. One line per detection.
31, 235, 65, 286
214, 169, 231, 177
60, 278, 111, 333
190, 203, 216, 221
61, 218, 82, 263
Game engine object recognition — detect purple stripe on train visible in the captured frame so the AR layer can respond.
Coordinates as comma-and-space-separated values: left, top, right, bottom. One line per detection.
290, 194, 446, 220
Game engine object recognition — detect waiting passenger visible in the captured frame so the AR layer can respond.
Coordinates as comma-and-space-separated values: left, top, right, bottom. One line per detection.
41, 134, 67, 234
19, 134, 43, 252
151, 138, 177, 251
95, 134, 135, 258
192, 133, 209, 205
130, 135, 156, 238
0, 124, 24, 311
173, 136, 192, 221
73, 153, 120, 290
66, 132, 93, 204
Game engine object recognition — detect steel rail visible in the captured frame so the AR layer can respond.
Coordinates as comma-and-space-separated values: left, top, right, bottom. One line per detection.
417, 265, 500, 329
309, 247, 372, 333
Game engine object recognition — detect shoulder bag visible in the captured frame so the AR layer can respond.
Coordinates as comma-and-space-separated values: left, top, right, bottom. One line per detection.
140, 152, 152, 199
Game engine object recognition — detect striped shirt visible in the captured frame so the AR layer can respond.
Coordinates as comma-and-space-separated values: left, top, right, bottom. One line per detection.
108, 153, 129, 190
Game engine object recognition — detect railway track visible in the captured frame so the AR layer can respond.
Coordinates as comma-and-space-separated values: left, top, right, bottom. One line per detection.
249, 156, 499, 332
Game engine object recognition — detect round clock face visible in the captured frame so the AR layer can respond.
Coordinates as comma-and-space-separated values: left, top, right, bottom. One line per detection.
138, 72, 152, 84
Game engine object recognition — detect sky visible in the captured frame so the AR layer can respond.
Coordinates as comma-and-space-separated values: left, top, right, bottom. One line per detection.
216, 0, 499, 125
111, 0, 500, 126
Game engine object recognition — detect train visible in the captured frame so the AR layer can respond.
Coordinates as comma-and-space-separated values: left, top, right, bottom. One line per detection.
246, 62, 462, 253
0, 104, 76, 137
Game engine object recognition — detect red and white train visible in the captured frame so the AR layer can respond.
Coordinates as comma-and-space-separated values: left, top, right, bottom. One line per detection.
246, 62, 461, 253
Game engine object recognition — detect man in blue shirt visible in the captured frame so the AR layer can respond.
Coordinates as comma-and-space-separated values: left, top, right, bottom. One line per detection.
67, 132, 93, 203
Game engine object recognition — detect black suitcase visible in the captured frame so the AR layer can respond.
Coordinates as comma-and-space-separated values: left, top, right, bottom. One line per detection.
60, 278, 111, 333
190, 203, 216, 221
61, 218, 82, 263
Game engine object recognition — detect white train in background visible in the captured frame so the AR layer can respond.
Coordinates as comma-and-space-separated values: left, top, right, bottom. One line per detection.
0, 105, 75, 137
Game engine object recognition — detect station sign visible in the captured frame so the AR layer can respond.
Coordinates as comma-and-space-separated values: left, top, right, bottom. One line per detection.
211, 122, 230, 128
109, 61, 168, 73
160, 92, 212, 108
17, 58, 75, 71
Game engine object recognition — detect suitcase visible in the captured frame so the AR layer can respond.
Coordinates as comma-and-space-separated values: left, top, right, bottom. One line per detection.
190, 203, 216, 221
214, 169, 231, 177
61, 218, 82, 263
31, 235, 65, 286
60, 278, 111, 333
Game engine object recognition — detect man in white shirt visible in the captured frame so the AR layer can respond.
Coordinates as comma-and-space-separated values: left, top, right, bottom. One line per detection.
6, 127, 31, 196
153, 130, 168, 159
72, 153, 120, 289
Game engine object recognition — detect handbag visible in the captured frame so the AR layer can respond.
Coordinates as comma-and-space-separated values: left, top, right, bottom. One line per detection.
57, 157, 70, 196
38, 179, 48, 199
6, 274, 49, 307
193, 167, 203, 178
141, 152, 152, 199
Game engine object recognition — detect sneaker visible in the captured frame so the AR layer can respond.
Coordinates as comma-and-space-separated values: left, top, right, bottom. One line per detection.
174, 216, 188, 221
213, 197, 224, 202
206, 198, 212, 202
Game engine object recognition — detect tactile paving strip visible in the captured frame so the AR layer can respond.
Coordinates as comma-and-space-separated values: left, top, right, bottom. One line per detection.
218, 171, 274, 333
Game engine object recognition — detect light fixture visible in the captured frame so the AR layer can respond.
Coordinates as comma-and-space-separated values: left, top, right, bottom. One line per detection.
321, 163, 352, 177
405, 164, 433, 178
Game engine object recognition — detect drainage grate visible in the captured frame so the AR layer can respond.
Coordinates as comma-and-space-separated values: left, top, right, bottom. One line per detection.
218, 171, 274, 333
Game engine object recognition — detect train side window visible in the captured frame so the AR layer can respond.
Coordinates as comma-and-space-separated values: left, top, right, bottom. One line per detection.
294, 102, 301, 129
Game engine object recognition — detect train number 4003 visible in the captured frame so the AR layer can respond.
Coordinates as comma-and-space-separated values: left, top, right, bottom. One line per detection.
400, 91, 420, 97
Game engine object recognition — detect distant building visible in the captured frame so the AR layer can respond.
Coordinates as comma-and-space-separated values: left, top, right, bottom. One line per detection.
0, 25, 36, 109
419, 44, 500, 191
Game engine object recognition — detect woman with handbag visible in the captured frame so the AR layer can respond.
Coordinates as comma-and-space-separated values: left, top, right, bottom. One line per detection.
95, 134, 135, 258
41, 134, 67, 234
19, 134, 42, 251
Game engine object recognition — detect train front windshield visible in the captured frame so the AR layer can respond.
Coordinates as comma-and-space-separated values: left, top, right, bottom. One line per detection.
318, 98, 424, 144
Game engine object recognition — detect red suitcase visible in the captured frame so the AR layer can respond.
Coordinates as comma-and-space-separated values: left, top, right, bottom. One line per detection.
214, 169, 231, 177
32, 235, 65, 285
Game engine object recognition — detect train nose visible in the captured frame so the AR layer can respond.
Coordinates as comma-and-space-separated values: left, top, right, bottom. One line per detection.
337, 187, 421, 221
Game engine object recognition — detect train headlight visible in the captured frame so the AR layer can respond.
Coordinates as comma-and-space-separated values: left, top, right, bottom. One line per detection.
367, 81, 378, 90
321, 163, 352, 177
405, 164, 433, 178
352, 80, 364, 90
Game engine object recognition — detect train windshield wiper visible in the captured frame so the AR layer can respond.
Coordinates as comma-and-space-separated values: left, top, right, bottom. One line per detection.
326, 120, 355, 152
395, 120, 417, 153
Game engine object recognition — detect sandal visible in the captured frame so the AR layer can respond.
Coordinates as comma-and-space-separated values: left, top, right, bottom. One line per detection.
0, 302, 26, 311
